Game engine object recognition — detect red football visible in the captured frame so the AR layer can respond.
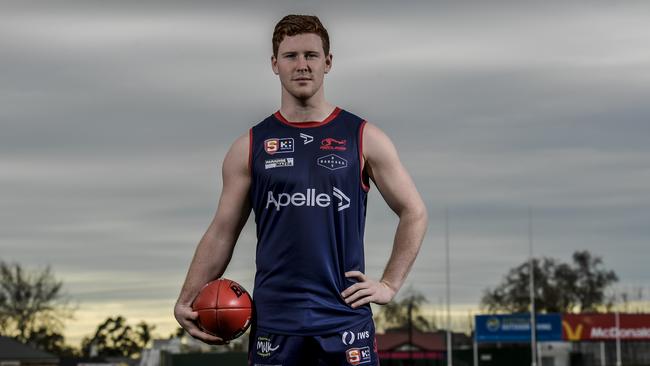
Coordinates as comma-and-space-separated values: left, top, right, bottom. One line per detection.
191, 278, 252, 341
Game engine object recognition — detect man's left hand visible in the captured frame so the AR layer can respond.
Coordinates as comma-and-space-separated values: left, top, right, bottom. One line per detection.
341, 271, 396, 308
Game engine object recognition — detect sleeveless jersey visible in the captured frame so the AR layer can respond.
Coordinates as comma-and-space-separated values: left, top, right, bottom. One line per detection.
249, 107, 372, 335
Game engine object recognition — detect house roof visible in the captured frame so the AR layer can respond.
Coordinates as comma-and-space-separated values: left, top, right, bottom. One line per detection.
376, 330, 472, 352
0, 336, 59, 361
377, 331, 445, 352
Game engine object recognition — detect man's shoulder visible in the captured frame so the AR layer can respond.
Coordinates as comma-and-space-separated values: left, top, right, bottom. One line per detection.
337, 107, 366, 123
250, 113, 277, 131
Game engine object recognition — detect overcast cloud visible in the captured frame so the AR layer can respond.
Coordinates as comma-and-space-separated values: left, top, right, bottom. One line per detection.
1, 1, 649, 345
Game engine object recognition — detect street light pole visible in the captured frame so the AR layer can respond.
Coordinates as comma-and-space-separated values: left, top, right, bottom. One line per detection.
615, 310, 622, 366
446, 208, 453, 366
408, 301, 413, 365
529, 206, 537, 366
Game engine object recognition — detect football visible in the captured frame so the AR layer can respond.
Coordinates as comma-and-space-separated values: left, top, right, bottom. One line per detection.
191, 278, 253, 341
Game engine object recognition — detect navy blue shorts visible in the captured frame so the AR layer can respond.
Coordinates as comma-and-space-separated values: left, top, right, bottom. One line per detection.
248, 317, 379, 366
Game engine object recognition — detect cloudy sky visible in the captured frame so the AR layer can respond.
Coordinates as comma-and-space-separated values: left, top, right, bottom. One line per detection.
2, 1, 649, 347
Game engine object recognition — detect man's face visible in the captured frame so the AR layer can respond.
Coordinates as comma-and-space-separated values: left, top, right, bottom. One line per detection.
272, 33, 332, 100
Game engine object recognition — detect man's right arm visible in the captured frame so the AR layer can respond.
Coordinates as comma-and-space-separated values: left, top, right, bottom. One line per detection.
173, 131, 252, 344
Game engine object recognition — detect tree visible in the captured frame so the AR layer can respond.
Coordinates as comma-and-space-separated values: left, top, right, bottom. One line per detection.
374, 287, 435, 332
81, 315, 156, 358
481, 250, 618, 313
0, 260, 78, 353
168, 326, 186, 339
26, 325, 80, 357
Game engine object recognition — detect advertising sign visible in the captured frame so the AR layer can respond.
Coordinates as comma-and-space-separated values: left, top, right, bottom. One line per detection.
563, 313, 650, 341
475, 313, 562, 343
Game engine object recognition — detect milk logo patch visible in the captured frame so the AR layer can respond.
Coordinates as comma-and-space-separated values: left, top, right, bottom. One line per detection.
300, 133, 314, 145
256, 336, 280, 357
264, 138, 294, 155
317, 154, 348, 171
265, 157, 294, 170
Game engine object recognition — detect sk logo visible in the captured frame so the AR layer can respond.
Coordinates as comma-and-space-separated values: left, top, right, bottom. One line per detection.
265, 138, 294, 155
562, 321, 583, 341
346, 346, 371, 365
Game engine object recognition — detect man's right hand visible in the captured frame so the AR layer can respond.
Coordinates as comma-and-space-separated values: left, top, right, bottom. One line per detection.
173, 133, 252, 346
173, 302, 229, 345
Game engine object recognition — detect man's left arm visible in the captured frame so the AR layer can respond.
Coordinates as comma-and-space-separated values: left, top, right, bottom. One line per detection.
341, 122, 429, 308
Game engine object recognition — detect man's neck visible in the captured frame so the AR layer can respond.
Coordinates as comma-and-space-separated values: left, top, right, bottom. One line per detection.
279, 90, 336, 123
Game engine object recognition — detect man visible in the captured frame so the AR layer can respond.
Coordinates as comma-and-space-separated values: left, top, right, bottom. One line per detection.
174, 14, 428, 365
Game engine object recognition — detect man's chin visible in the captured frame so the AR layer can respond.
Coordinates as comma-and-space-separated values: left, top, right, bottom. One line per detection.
288, 89, 317, 100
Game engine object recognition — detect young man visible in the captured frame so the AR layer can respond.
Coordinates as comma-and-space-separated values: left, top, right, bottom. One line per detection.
174, 15, 428, 365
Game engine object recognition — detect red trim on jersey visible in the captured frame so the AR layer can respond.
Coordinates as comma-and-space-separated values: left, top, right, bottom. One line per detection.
359, 120, 370, 192
274, 107, 341, 128
248, 128, 253, 175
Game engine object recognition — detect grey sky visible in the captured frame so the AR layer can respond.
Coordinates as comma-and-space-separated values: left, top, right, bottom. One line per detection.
2, 1, 649, 345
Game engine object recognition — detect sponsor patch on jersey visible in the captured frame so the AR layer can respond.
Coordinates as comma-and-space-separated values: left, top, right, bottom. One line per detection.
265, 138, 294, 154
320, 137, 347, 151
265, 187, 350, 212
342, 331, 355, 346
265, 157, 294, 170
342, 330, 370, 346
256, 336, 280, 357
300, 133, 313, 144
317, 154, 348, 171
346, 346, 371, 365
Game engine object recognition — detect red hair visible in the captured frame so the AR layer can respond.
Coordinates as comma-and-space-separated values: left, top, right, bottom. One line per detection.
272, 15, 330, 57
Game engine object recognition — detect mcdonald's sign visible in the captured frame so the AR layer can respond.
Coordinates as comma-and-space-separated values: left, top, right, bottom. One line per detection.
562, 314, 650, 341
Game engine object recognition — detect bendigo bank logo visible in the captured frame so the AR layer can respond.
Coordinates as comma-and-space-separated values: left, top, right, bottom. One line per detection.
486, 317, 500, 332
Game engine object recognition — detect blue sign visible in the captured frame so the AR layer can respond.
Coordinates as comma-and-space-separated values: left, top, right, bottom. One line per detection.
475, 313, 562, 343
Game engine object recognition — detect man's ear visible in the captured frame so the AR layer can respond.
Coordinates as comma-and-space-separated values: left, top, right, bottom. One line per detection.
325, 53, 333, 74
271, 55, 279, 75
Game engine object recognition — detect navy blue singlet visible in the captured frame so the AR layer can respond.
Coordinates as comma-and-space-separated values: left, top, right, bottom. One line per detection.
249, 107, 372, 335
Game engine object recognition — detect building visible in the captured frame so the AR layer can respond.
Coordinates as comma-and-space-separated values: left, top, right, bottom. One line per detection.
0, 336, 59, 366
376, 330, 472, 365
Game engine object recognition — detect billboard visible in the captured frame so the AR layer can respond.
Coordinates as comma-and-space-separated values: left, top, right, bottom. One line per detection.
475, 313, 563, 343
563, 313, 650, 341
